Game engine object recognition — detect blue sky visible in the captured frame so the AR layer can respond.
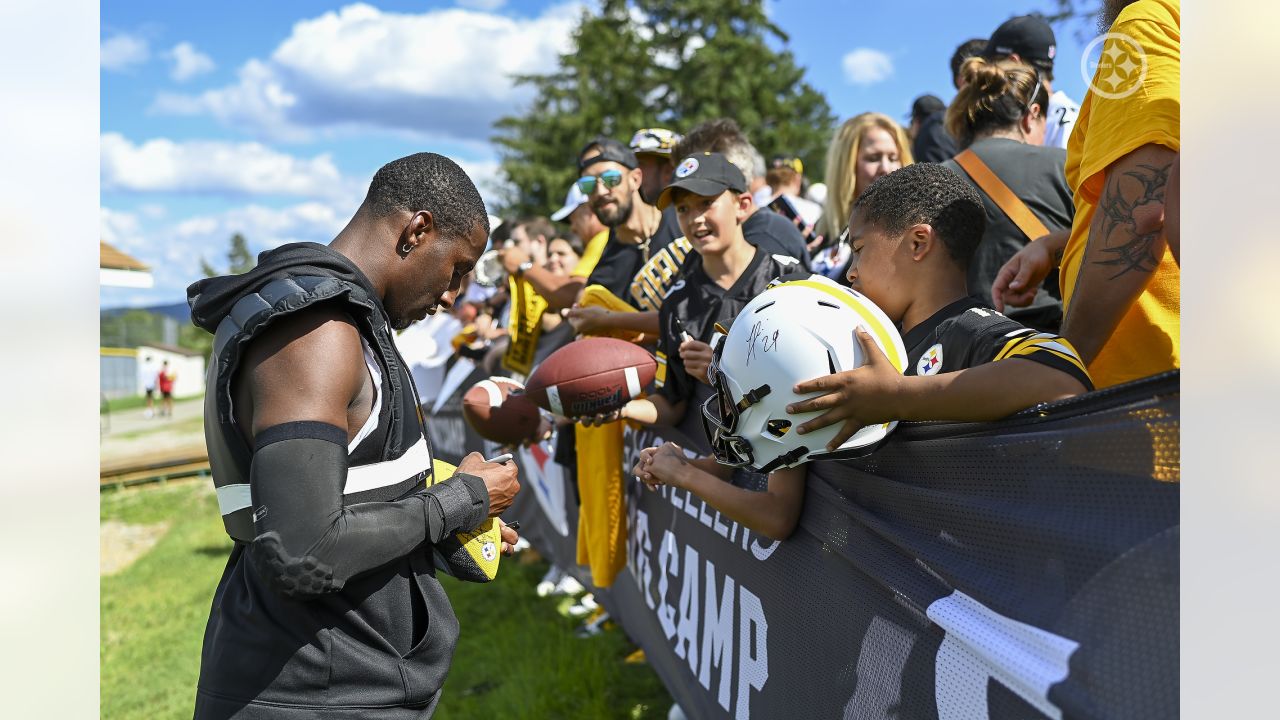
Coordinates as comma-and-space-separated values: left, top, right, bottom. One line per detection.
101, 0, 1101, 309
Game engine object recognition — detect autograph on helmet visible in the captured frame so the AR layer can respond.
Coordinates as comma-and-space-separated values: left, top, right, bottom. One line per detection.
744, 321, 781, 366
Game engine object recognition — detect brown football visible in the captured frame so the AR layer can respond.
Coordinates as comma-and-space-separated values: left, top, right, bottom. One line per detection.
461, 377, 542, 445
524, 337, 657, 418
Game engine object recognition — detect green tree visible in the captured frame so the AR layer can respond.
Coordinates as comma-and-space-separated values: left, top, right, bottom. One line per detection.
201, 232, 256, 277
494, 0, 834, 217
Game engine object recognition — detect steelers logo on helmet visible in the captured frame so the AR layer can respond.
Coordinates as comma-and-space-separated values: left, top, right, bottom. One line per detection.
701, 274, 907, 472
675, 157, 700, 178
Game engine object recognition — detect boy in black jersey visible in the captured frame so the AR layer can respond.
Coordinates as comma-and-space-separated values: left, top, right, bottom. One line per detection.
587, 152, 798, 428
635, 162, 1091, 540
784, 162, 1092, 449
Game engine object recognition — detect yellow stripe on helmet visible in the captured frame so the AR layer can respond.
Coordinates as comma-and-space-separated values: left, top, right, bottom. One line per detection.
777, 279, 906, 373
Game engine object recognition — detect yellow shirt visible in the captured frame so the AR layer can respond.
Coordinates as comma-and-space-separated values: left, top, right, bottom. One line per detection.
571, 229, 610, 279
1060, 0, 1180, 388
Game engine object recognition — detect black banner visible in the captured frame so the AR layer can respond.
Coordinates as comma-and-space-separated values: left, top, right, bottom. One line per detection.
426, 358, 1179, 719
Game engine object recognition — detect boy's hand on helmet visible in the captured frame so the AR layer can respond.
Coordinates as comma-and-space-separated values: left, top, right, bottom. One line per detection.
787, 328, 903, 451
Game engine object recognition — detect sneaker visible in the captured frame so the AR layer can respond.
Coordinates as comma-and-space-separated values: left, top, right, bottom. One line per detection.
553, 574, 585, 596
574, 608, 611, 637
565, 592, 598, 618
535, 566, 564, 598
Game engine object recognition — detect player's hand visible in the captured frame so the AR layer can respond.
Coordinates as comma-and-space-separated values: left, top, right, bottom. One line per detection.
679, 339, 714, 384
787, 328, 903, 451
457, 451, 520, 517
498, 518, 519, 556
991, 237, 1054, 312
498, 246, 531, 274
565, 305, 608, 336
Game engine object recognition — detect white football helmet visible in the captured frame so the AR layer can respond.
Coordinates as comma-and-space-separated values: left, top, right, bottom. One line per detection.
701, 274, 908, 472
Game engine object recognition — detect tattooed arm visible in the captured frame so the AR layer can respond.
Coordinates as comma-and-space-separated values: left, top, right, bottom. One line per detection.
1061, 143, 1175, 365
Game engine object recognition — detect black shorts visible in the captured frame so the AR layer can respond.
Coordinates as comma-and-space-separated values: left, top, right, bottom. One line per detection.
145, 388, 155, 398
161, 390, 172, 399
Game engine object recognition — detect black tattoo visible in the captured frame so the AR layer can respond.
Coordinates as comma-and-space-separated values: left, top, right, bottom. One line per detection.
1093, 162, 1170, 279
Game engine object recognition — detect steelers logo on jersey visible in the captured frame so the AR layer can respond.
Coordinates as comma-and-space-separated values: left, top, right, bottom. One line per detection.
917, 343, 944, 376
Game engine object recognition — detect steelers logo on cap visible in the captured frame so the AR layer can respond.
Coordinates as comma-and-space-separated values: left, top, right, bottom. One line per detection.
675, 157, 699, 178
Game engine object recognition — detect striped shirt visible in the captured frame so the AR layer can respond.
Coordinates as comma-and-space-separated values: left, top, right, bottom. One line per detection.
903, 296, 1092, 390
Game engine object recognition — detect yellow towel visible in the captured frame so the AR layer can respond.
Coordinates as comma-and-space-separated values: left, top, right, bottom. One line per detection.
574, 421, 628, 588
503, 275, 549, 375
577, 284, 643, 343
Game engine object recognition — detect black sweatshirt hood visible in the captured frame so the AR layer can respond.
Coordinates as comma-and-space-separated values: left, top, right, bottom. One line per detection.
187, 242, 382, 332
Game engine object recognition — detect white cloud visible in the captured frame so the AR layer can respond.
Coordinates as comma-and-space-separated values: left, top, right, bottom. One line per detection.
101, 133, 348, 198
100, 208, 143, 251
166, 42, 216, 82
842, 48, 893, 86
457, 0, 507, 9
101, 33, 149, 71
150, 2, 581, 142
101, 201, 354, 305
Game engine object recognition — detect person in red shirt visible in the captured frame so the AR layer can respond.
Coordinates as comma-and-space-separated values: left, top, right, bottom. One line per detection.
157, 360, 176, 417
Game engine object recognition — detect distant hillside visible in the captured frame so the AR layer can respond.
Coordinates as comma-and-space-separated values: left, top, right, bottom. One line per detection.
101, 302, 190, 323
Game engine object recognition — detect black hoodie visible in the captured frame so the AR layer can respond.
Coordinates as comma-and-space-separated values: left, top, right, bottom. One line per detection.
189, 242, 483, 717
188, 242, 378, 331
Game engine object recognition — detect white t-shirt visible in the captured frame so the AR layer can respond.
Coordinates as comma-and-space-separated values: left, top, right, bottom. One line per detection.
783, 193, 823, 228
139, 358, 159, 391
1043, 90, 1080, 150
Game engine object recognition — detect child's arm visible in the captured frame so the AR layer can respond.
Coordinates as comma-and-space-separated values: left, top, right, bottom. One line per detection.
636, 443, 806, 541
579, 395, 687, 428
788, 328, 1089, 451
565, 306, 661, 338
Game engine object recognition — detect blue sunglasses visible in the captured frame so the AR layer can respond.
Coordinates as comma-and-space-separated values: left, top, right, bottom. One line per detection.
576, 169, 624, 195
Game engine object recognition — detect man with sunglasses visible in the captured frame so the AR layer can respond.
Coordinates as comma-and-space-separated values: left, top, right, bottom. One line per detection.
566, 137, 687, 340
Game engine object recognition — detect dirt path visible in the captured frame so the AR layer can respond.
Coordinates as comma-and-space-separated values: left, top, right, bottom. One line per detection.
100, 396, 206, 470
100, 520, 171, 575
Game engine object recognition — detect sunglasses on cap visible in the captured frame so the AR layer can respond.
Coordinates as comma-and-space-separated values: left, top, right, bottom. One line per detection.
576, 168, 624, 195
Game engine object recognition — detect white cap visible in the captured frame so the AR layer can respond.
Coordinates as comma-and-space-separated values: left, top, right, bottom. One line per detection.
550, 183, 588, 221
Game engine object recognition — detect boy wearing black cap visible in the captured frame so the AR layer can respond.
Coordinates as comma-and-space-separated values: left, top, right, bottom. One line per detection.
588, 152, 799, 428
983, 14, 1079, 149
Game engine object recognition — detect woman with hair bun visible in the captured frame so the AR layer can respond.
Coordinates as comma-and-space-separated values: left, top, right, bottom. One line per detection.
942, 57, 1074, 332
813, 112, 914, 280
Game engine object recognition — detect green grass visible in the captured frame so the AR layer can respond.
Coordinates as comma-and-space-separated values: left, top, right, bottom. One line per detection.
101, 482, 670, 720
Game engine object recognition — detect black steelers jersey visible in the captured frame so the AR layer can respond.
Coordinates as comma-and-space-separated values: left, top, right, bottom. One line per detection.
655, 248, 801, 403
903, 296, 1093, 390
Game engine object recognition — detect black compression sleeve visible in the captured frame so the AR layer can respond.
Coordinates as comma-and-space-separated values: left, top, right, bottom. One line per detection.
245, 421, 488, 599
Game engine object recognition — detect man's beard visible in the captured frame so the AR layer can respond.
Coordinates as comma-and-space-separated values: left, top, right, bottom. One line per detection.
594, 195, 633, 228
1099, 0, 1138, 33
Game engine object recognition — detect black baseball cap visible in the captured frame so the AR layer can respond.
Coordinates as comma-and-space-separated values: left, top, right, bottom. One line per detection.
984, 15, 1057, 68
909, 94, 947, 122
578, 137, 638, 171
656, 153, 747, 210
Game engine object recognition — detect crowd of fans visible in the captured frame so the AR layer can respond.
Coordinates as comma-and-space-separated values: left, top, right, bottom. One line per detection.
398, 0, 1181, 680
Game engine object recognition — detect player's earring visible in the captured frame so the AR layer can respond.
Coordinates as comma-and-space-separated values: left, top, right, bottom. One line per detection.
400, 241, 414, 255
